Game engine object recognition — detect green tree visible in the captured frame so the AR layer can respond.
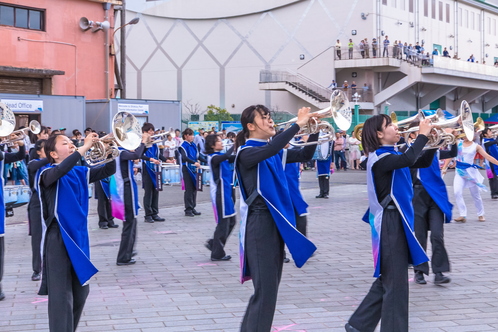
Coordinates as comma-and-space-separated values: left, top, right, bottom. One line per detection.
204, 105, 233, 122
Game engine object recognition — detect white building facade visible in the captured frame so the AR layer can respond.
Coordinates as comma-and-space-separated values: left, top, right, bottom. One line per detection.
121, 0, 498, 118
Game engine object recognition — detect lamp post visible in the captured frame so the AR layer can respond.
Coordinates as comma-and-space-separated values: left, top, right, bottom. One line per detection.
111, 14, 140, 99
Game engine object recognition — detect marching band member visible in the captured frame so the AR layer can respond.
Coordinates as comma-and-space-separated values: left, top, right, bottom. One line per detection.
27, 139, 49, 282
481, 127, 498, 199
112, 133, 148, 266
37, 133, 116, 331
179, 128, 205, 217
403, 128, 457, 285
346, 115, 433, 332
453, 133, 498, 222
95, 178, 118, 229
0, 140, 26, 301
234, 105, 317, 331
141, 123, 167, 223
315, 134, 333, 199
204, 134, 236, 261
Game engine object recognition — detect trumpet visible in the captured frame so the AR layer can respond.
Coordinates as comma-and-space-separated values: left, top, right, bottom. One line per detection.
275, 89, 352, 147
1, 120, 41, 147
85, 112, 142, 166
148, 130, 175, 146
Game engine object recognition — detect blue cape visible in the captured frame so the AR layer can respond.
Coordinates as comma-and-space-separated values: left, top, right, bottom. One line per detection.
144, 144, 160, 188
0, 158, 4, 235
38, 165, 98, 286
208, 152, 236, 222
284, 161, 308, 216
418, 152, 453, 222
179, 141, 198, 184
235, 139, 316, 283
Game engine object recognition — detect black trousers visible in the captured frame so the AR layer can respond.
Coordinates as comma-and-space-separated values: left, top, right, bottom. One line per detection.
95, 181, 114, 226
28, 195, 42, 274
489, 176, 498, 197
318, 175, 330, 196
296, 214, 307, 237
44, 223, 89, 332
209, 189, 236, 259
241, 209, 284, 332
413, 186, 450, 275
117, 185, 137, 263
182, 167, 197, 213
0, 237, 4, 295
142, 169, 159, 217
348, 209, 409, 332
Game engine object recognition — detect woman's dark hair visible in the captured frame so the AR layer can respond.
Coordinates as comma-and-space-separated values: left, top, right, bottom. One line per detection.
34, 139, 46, 153
482, 127, 492, 139
234, 105, 271, 150
227, 132, 236, 139
362, 114, 391, 154
204, 134, 220, 155
44, 134, 63, 164
72, 129, 82, 136
182, 128, 194, 140
142, 122, 155, 133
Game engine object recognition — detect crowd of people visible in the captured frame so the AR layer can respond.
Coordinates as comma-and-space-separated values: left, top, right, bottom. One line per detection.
1, 106, 498, 332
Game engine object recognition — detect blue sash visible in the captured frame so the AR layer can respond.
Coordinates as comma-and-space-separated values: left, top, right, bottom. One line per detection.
144, 144, 159, 188
483, 138, 498, 178
179, 141, 198, 184
363, 146, 429, 277
208, 152, 236, 222
99, 177, 110, 199
418, 152, 453, 223
284, 161, 308, 216
38, 165, 98, 286
235, 139, 316, 283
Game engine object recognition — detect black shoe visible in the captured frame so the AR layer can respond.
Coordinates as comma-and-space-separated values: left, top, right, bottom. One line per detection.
0, 292, 4, 301
152, 215, 165, 222
492, 195, 498, 199
144, 216, 154, 223
204, 241, 213, 251
315, 194, 324, 198
283, 258, 290, 263
107, 222, 119, 228
99, 223, 109, 229
31, 272, 41, 281
185, 211, 195, 217
415, 271, 427, 284
345, 323, 360, 332
211, 255, 231, 261
323, 194, 329, 199
192, 210, 201, 216
132, 251, 138, 257
117, 259, 136, 266
434, 272, 451, 285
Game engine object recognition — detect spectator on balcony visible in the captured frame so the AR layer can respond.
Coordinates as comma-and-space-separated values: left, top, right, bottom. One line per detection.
443, 47, 450, 57
494, 60, 498, 67
351, 81, 357, 93
432, 48, 439, 56
372, 38, 378, 58
362, 83, 369, 102
415, 42, 421, 54
467, 54, 475, 62
403, 42, 409, 60
453, 53, 460, 60
348, 39, 354, 59
398, 41, 403, 59
327, 79, 337, 90
383, 36, 390, 57
393, 40, 398, 59
359, 40, 365, 58
364, 38, 370, 58
335, 39, 342, 60
419, 43, 425, 55
343, 81, 349, 89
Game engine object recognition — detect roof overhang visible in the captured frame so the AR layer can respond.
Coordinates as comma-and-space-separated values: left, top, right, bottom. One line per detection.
0, 66, 65, 78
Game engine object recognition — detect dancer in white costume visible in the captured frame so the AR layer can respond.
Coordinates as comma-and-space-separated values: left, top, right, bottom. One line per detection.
453, 136, 498, 222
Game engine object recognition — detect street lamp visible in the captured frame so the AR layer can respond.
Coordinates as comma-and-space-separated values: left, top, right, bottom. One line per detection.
110, 17, 139, 55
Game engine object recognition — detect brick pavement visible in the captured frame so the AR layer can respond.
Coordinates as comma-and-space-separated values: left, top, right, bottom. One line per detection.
1, 170, 497, 331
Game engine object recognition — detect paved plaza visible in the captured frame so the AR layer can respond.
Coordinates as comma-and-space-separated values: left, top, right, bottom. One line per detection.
1, 169, 497, 332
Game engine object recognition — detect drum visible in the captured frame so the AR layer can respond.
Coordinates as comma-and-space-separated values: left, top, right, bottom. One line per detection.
162, 164, 181, 185
4, 185, 20, 205
200, 165, 211, 186
15, 186, 31, 205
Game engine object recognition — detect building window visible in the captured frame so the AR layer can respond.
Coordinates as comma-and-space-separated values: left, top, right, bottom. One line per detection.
0, 3, 44, 31
488, 17, 491, 34
424, 0, 429, 17
446, 4, 450, 23
409, 0, 414, 13
459, 8, 462, 27
471, 12, 474, 30
382, 0, 387, 5
439, 2, 443, 21
431, 0, 436, 19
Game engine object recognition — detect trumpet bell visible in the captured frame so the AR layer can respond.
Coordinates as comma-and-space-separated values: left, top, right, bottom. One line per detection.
112, 112, 142, 150
29, 120, 41, 135
329, 89, 352, 131
460, 101, 474, 142
0, 103, 16, 137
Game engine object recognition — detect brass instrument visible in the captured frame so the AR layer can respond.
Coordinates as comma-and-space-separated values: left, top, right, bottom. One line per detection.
489, 123, 498, 136
0, 102, 16, 138
352, 123, 363, 141
391, 108, 445, 131
275, 89, 352, 147
85, 111, 142, 166
149, 130, 175, 146
2, 120, 41, 146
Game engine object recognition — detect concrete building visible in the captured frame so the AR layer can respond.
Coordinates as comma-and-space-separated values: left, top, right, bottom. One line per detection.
122, 0, 498, 121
